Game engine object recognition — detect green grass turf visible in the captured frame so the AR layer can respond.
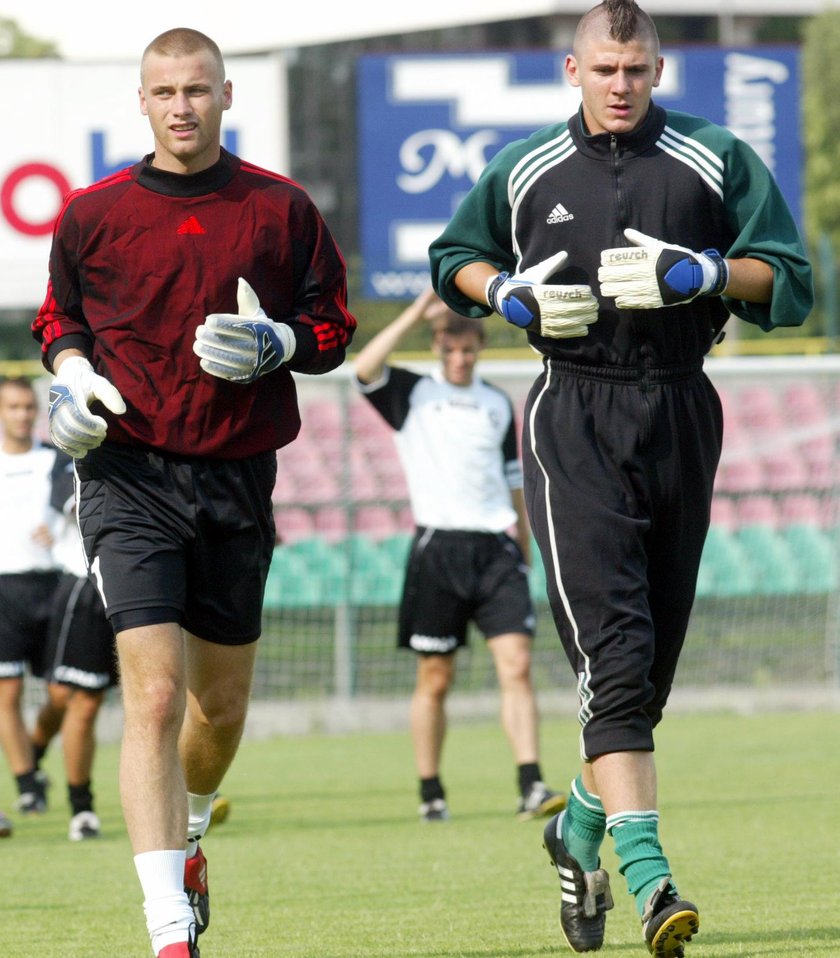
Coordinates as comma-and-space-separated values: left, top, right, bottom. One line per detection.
1, 710, 837, 957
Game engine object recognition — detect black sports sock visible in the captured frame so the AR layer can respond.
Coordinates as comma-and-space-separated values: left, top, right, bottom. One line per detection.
517, 762, 542, 796
15, 769, 41, 796
32, 743, 47, 769
420, 776, 445, 803
68, 781, 94, 816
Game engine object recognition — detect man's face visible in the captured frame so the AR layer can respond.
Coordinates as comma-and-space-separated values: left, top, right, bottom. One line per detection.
565, 31, 663, 136
0, 384, 37, 446
434, 331, 482, 387
139, 50, 232, 174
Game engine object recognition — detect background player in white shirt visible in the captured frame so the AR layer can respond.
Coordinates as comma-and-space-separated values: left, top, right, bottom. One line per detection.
355, 289, 566, 822
0, 377, 58, 818
28, 450, 119, 841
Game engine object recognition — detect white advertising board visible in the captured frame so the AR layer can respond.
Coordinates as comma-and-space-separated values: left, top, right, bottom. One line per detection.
0, 55, 288, 309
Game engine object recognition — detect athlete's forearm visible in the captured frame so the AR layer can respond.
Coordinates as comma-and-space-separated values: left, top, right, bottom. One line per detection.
724, 257, 773, 304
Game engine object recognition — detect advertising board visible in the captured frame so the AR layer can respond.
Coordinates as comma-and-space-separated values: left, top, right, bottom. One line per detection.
0, 55, 287, 308
358, 48, 802, 298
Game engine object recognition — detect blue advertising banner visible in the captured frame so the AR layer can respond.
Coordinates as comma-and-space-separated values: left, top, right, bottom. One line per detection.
358, 47, 802, 299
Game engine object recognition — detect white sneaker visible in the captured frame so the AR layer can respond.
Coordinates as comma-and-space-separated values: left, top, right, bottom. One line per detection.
68, 810, 101, 841
418, 798, 450, 822
516, 781, 567, 821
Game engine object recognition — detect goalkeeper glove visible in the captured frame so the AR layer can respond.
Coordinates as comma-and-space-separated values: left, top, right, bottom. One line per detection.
48, 356, 126, 459
485, 252, 599, 339
194, 278, 297, 383
599, 228, 729, 309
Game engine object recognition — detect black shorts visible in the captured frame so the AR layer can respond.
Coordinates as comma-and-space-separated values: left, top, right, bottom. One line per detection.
42, 573, 118, 691
0, 571, 60, 678
75, 442, 277, 645
398, 528, 536, 654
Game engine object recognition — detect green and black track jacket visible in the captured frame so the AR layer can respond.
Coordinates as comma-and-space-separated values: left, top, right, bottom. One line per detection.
430, 102, 813, 371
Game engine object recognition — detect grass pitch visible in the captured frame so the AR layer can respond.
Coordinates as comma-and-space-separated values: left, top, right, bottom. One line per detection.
1, 710, 837, 958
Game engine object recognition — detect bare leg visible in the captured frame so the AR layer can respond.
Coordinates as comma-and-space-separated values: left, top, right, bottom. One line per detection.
61, 688, 105, 786
488, 632, 539, 764
0, 677, 34, 775
179, 632, 257, 796
31, 682, 71, 753
116, 622, 187, 853
583, 751, 657, 816
409, 654, 455, 779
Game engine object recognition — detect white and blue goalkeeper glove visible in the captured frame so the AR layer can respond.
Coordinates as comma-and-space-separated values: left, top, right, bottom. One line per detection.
599, 228, 729, 309
48, 356, 126, 459
194, 278, 297, 383
485, 251, 599, 338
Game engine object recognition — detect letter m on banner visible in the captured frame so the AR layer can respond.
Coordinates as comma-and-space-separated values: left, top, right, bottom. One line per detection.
356, 49, 801, 300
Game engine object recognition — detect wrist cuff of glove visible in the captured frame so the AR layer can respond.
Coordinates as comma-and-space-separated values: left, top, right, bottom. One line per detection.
485, 272, 509, 313
702, 249, 729, 298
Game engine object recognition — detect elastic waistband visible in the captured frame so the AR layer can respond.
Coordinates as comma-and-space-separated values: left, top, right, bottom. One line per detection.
416, 527, 505, 540
544, 357, 704, 384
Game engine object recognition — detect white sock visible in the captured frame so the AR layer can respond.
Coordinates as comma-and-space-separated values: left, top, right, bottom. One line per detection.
186, 791, 215, 857
134, 849, 194, 955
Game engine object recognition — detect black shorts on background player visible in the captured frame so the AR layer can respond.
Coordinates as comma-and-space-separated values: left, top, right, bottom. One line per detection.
399, 529, 534, 653
0, 572, 60, 679
43, 574, 118, 691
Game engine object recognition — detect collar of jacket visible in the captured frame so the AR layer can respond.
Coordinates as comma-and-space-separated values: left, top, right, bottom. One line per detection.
568, 101, 666, 159
134, 147, 238, 197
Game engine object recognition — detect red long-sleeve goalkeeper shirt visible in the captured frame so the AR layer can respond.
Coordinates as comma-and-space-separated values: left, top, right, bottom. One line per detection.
32, 149, 356, 459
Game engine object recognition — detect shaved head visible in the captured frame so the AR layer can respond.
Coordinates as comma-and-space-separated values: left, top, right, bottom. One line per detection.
574, 0, 660, 57
141, 27, 225, 86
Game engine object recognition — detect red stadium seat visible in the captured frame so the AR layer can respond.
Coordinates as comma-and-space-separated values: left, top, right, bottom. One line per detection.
735, 494, 779, 529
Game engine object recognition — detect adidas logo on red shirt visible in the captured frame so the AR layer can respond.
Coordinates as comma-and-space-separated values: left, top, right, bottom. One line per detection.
176, 216, 206, 235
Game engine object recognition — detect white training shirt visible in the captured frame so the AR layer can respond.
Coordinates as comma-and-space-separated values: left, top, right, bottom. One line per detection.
49, 452, 87, 578
0, 443, 59, 574
359, 366, 522, 532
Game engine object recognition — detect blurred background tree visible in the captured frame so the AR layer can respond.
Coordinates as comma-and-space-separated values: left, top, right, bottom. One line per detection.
802, 10, 840, 345
0, 17, 57, 57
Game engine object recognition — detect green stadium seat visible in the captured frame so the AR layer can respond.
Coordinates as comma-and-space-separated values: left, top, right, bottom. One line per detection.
699, 527, 755, 597
263, 549, 324, 608
780, 524, 839, 594
378, 532, 412, 567
733, 525, 798, 595
284, 537, 348, 605
528, 544, 548, 601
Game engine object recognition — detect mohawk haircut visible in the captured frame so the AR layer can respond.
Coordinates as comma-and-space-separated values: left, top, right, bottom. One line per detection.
576, 0, 659, 51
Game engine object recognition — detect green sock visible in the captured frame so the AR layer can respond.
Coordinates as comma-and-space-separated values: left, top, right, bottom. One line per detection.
559, 776, 606, 872
607, 811, 675, 916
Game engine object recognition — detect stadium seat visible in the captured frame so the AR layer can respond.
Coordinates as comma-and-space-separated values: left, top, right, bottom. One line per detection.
698, 526, 755, 597
736, 384, 783, 431
715, 455, 764, 494
395, 505, 415, 532
378, 532, 412, 567
300, 398, 344, 440
762, 448, 809, 492
780, 524, 839, 594
733, 525, 798, 595
263, 549, 324, 608
275, 506, 316, 543
528, 544, 548, 602
709, 496, 737, 532
778, 494, 823, 528
735, 494, 779, 529
782, 382, 828, 424
313, 506, 350, 541
352, 505, 401, 539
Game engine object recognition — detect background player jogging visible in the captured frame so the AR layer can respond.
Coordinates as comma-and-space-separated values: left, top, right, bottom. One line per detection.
429, 1, 812, 955
355, 288, 566, 824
